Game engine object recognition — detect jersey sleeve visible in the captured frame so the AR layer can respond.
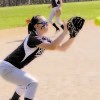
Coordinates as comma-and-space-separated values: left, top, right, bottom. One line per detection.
27, 35, 44, 48
42, 36, 52, 43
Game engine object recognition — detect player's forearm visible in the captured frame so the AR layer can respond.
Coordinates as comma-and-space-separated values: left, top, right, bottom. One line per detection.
37, 32, 67, 50
58, 38, 75, 51
50, 32, 67, 50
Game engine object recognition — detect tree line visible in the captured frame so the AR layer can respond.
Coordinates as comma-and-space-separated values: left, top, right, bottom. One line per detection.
0, 0, 98, 7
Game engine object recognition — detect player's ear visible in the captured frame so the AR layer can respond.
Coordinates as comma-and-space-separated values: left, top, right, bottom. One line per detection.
34, 24, 38, 29
37, 24, 39, 27
36, 24, 39, 27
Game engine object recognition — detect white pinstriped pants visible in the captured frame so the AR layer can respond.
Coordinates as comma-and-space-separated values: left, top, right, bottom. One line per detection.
48, 6, 62, 25
0, 60, 38, 99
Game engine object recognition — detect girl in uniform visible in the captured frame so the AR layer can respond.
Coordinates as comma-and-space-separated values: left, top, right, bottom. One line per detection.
48, 0, 64, 33
0, 15, 74, 100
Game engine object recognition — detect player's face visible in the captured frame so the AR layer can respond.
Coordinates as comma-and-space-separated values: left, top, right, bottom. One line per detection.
37, 16, 48, 33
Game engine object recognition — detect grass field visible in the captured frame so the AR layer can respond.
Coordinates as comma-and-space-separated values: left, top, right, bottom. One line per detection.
0, 1, 100, 30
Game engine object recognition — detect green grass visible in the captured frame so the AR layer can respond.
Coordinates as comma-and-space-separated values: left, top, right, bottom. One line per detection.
62, 1, 100, 20
0, 1, 100, 30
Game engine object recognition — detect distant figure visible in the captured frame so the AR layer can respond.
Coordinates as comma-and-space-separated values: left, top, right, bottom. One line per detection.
48, 0, 64, 33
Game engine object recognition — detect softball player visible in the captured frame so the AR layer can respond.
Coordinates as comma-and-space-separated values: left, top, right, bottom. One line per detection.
48, 0, 64, 33
0, 15, 75, 100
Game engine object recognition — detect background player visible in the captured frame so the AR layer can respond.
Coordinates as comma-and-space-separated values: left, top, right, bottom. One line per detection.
48, 0, 64, 33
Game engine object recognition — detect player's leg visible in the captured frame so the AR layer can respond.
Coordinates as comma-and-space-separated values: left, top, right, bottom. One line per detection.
48, 7, 60, 31
10, 92, 21, 100
11, 86, 26, 100
0, 61, 38, 100
24, 80, 38, 100
56, 16, 64, 30
10, 78, 38, 100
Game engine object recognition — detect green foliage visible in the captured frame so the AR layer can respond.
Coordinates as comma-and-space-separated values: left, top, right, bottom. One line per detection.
0, 1, 100, 30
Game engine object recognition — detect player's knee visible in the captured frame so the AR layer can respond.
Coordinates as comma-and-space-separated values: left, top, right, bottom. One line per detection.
33, 79, 38, 87
26, 80, 38, 89
32, 78, 38, 86
24, 81, 38, 99
30, 81, 38, 89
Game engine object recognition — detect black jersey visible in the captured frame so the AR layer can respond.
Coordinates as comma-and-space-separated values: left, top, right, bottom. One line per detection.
4, 31, 52, 69
51, 0, 60, 8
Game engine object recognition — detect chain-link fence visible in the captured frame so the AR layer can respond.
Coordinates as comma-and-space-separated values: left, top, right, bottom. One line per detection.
0, 0, 100, 7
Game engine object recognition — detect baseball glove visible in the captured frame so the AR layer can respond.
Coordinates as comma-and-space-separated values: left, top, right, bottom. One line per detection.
55, 8, 62, 17
67, 16, 85, 38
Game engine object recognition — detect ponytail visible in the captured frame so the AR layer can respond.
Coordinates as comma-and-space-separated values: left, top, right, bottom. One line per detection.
28, 23, 36, 34
28, 15, 41, 34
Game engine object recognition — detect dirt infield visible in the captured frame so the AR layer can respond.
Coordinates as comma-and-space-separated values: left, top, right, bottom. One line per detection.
0, 20, 100, 100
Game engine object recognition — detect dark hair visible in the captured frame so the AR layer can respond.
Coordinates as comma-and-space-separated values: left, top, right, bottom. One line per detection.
28, 15, 41, 34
